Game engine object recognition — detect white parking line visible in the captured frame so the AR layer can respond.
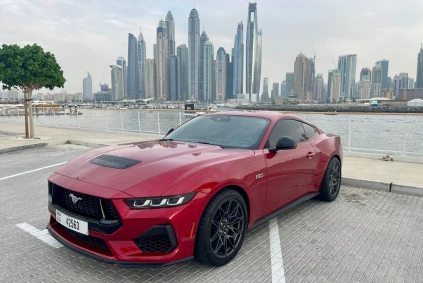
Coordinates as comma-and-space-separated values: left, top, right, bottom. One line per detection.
16, 222, 63, 249
0, 162, 66, 181
269, 218, 286, 283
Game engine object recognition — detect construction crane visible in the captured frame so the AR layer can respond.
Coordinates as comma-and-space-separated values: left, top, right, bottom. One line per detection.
332, 59, 337, 69
312, 45, 316, 63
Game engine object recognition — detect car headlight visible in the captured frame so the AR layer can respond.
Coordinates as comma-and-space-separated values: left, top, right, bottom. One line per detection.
124, 192, 197, 209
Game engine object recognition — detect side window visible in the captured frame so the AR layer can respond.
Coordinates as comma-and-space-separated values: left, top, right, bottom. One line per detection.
302, 123, 316, 140
267, 119, 307, 147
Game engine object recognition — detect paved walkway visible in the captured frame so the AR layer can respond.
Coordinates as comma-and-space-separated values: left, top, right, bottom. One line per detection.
1, 122, 423, 188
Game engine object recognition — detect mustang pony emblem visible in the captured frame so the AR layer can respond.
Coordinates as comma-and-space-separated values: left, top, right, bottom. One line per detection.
69, 193, 82, 204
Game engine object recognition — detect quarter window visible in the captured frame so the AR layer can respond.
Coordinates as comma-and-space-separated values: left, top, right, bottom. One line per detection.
302, 123, 316, 140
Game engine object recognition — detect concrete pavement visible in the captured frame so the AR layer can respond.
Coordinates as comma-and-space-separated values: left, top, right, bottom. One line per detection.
1, 122, 422, 191
1, 145, 422, 282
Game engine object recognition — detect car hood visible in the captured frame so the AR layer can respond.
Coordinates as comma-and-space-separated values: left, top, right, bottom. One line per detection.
55, 140, 254, 197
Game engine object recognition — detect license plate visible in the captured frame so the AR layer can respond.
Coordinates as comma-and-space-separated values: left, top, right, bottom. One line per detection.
56, 209, 88, 235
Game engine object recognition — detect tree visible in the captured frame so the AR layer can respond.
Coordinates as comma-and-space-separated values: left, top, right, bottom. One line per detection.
0, 44, 65, 138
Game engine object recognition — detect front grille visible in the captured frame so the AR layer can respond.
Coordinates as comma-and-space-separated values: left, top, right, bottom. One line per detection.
63, 228, 109, 251
51, 184, 119, 221
134, 236, 172, 253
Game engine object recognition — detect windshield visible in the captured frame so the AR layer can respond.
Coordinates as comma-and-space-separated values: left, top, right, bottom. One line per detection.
165, 115, 270, 149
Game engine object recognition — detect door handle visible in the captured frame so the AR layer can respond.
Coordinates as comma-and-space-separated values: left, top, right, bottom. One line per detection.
306, 152, 315, 158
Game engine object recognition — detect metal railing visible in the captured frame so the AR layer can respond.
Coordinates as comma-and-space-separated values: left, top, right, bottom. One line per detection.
1, 107, 422, 158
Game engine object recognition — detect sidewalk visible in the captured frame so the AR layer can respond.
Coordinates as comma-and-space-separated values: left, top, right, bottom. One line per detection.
1, 122, 422, 190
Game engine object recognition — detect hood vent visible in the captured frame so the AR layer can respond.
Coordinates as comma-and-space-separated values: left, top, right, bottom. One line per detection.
90, 155, 141, 169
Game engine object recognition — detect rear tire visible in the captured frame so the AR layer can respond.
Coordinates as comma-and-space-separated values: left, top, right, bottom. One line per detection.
194, 189, 248, 266
318, 157, 341, 202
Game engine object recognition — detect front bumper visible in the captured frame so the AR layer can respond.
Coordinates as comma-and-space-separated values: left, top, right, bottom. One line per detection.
47, 175, 208, 267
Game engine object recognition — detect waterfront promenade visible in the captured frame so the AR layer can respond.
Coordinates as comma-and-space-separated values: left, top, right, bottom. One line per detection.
1, 122, 423, 282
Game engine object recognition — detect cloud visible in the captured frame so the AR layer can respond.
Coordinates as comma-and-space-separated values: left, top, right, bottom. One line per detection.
1, 0, 423, 94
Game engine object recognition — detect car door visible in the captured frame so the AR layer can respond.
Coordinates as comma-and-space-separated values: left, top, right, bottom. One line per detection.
264, 119, 317, 213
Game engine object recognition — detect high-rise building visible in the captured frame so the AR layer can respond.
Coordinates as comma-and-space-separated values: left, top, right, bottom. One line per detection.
127, 33, 139, 99
168, 55, 179, 101
83, 72, 93, 100
261, 77, 269, 102
110, 65, 124, 101
177, 44, 189, 101
281, 81, 286, 98
272, 83, 280, 99
137, 28, 146, 99
165, 11, 175, 55
416, 46, 423, 88
246, 3, 262, 102
360, 67, 371, 81
338, 54, 357, 99
199, 31, 209, 101
188, 8, 200, 100
380, 59, 389, 89
286, 72, 294, 97
233, 22, 244, 98
314, 73, 325, 101
330, 69, 341, 103
144, 59, 155, 99
293, 53, 315, 101
154, 19, 169, 100
408, 78, 415, 89
226, 53, 233, 100
203, 41, 214, 102
215, 48, 227, 101
393, 73, 408, 99
371, 62, 382, 97
116, 57, 127, 98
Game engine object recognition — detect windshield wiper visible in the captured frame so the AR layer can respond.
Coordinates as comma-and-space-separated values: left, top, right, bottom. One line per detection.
159, 138, 175, 141
190, 141, 224, 148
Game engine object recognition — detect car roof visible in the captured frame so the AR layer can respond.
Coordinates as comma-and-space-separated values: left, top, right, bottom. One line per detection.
205, 110, 293, 120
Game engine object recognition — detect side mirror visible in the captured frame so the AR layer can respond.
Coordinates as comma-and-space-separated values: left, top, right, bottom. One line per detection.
166, 128, 174, 136
269, 136, 297, 152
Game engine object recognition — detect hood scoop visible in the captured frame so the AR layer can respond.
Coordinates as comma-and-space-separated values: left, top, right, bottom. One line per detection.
90, 155, 141, 169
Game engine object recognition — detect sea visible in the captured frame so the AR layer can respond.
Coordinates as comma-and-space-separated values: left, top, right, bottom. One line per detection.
1, 108, 422, 157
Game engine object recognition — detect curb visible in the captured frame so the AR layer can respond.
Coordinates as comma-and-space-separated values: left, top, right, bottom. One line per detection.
342, 177, 423, 197
0, 143, 49, 154
66, 140, 109, 148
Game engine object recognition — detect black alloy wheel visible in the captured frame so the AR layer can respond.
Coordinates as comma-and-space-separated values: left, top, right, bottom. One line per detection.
194, 189, 248, 266
318, 157, 342, 202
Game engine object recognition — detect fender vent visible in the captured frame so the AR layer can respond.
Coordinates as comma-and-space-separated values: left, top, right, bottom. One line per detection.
90, 155, 141, 169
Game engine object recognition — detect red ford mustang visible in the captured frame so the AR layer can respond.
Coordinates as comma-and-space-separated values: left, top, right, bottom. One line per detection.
47, 111, 342, 267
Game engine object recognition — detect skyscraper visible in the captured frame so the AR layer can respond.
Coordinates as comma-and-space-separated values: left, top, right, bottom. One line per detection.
127, 33, 139, 99
233, 22, 244, 98
83, 72, 93, 100
188, 8, 200, 100
137, 28, 146, 99
215, 47, 227, 101
110, 65, 124, 101
261, 77, 269, 102
165, 11, 175, 55
338, 54, 357, 99
154, 19, 169, 100
116, 57, 127, 98
358, 68, 372, 99
393, 73, 408, 99
199, 31, 209, 101
226, 53, 233, 100
168, 55, 179, 101
272, 83, 279, 99
203, 41, 214, 102
360, 68, 371, 81
408, 78, 415, 89
177, 44, 189, 101
144, 59, 155, 99
371, 62, 382, 97
281, 81, 286, 98
380, 59, 389, 89
314, 74, 325, 101
293, 53, 314, 101
285, 72, 294, 97
330, 69, 341, 103
246, 3, 262, 102
416, 46, 423, 88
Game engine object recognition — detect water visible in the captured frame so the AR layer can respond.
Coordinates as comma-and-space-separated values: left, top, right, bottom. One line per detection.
1, 109, 422, 157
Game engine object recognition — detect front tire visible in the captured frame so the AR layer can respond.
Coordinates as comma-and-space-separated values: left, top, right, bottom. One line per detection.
194, 189, 248, 266
318, 157, 341, 202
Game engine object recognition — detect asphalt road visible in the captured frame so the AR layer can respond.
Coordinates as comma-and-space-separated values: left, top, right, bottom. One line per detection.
1, 145, 422, 283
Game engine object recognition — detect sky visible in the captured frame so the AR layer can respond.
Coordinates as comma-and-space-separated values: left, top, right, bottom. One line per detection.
1, 0, 423, 94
